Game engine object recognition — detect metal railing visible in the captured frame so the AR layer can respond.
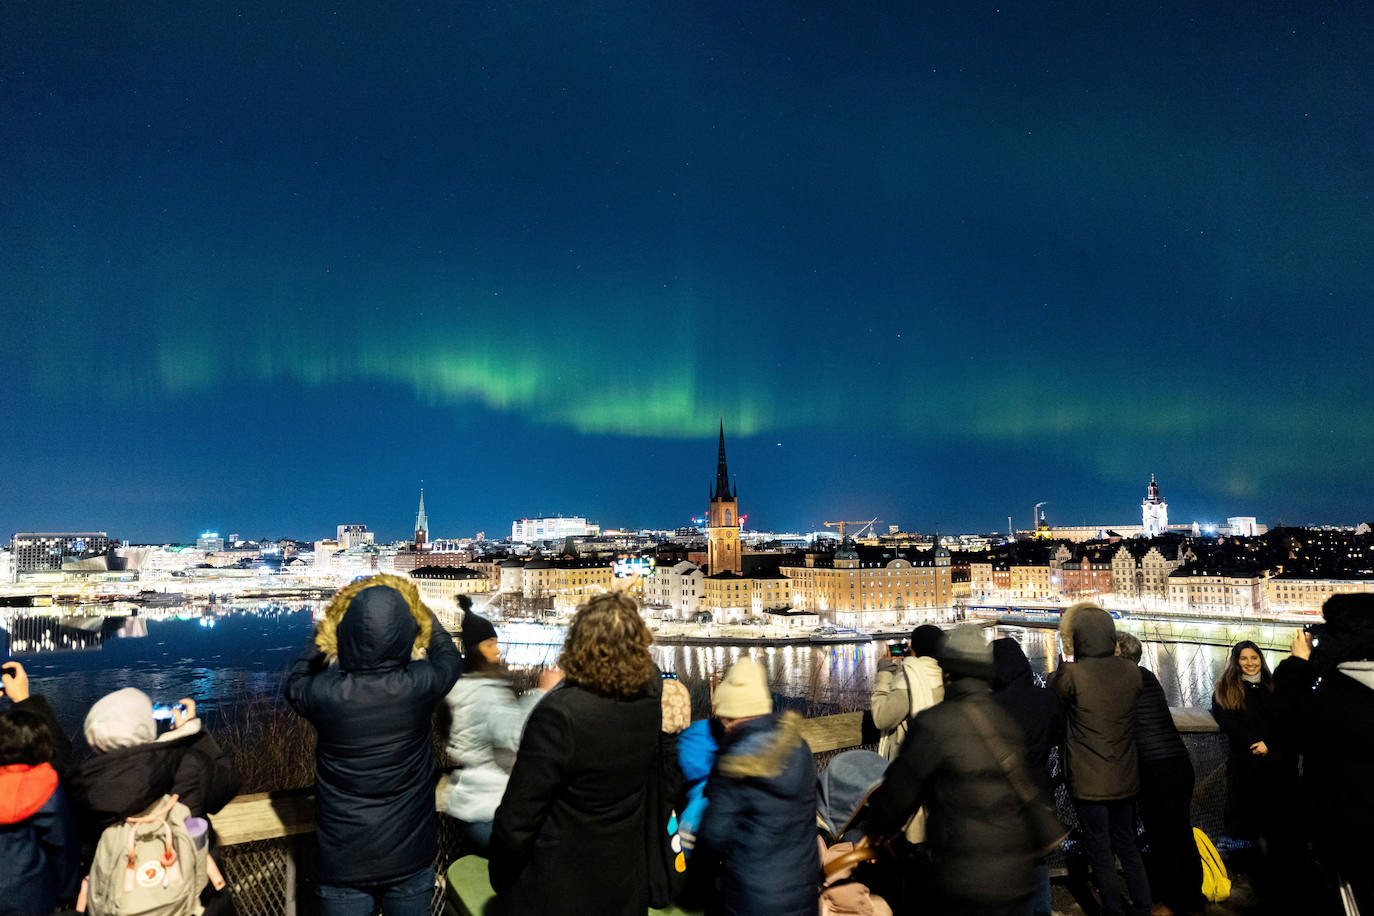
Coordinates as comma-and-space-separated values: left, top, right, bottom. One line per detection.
209, 709, 1224, 916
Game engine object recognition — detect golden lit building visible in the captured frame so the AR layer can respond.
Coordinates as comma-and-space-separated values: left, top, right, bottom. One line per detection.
706, 422, 741, 575
1265, 574, 1374, 616
780, 544, 952, 628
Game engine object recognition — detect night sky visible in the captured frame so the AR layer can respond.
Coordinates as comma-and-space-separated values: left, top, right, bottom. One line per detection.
3, 2, 1372, 542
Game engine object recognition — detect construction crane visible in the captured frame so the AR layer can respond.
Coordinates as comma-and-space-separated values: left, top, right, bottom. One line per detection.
823, 518, 880, 541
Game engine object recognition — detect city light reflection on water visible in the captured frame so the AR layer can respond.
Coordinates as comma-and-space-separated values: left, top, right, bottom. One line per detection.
6, 604, 1272, 740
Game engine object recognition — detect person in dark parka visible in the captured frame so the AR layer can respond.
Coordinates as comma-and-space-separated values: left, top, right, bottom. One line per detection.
1272, 593, 1374, 914
489, 593, 660, 916
695, 657, 820, 916
991, 637, 1065, 916
0, 662, 82, 915
1051, 604, 1149, 916
286, 574, 462, 915
1117, 633, 1202, 916
865, 626, 1036, 916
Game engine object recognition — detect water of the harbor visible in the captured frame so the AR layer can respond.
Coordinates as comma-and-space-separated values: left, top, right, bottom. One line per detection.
2, 602, 1295, 741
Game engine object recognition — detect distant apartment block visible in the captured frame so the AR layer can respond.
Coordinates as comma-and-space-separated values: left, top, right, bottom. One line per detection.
510, 517, 595, 544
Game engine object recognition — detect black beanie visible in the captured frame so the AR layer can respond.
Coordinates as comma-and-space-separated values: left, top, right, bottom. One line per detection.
910, 624, 946, 659
461, 612, 498, 660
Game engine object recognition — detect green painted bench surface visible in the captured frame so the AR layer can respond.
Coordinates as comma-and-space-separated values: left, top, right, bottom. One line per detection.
445, 855, 703, 916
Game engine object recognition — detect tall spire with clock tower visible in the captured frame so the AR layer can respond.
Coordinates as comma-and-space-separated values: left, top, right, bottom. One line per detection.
706, 421, 741, 574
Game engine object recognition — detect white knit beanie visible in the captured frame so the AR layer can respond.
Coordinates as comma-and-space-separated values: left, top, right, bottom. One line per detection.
712, 657, 772, 718
84, 687, 156, 752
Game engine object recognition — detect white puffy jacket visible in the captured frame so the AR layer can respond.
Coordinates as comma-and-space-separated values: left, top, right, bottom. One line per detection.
442, 677, 544, 823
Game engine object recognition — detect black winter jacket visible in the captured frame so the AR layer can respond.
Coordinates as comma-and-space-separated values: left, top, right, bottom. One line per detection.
286, 579, 462, 886
1211, 678, 1296, 839
1134, 667, 1186, 762
867, 678, 1036, 909
1050, 606, 1141, 801
489, 676, 660, 916
1273, 656, 1374, 889
695, 711, 820, 916
991, 637, 1065, 799
68, 721, 239, 846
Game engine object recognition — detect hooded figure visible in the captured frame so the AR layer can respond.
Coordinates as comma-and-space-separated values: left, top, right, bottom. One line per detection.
68, 687, 238, 843
1273, 593, 1374, 913
990, 637, 1063, 801
695, 658, 820, 916
864, 625, 1036, 915
1050, 605, 1149, 916
286, 574, 462, 903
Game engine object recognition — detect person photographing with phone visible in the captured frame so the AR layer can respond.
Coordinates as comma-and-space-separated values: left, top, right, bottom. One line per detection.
869, 625, 947, 762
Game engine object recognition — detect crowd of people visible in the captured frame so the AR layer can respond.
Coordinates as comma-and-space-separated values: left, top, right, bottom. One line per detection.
2, 576, 1371, 916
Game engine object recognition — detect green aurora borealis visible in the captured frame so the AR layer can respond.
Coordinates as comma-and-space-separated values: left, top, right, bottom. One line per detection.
2, 2, 1372, 539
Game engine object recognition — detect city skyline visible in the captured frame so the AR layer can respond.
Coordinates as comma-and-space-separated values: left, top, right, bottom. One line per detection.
3, 3, 1372, 540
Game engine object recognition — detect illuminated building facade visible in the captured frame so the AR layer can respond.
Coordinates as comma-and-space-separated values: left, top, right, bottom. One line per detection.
1142, 475, 1169, 537
643, 560, 705, 618
780, 543, 952, 627
10, 532, 112, 576
1168, 566, 1265, 616
510, 517, 592, 544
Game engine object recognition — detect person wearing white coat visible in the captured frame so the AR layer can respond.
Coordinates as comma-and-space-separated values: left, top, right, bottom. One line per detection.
869, 624, 947, 845
441, 609, 558, 853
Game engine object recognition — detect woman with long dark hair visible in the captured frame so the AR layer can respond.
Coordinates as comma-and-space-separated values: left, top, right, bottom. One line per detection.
488, 592, 662, 916
1211, 640, 1299, 908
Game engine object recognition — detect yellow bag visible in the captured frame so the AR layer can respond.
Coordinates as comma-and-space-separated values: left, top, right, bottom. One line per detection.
1194, 827, 1231, 903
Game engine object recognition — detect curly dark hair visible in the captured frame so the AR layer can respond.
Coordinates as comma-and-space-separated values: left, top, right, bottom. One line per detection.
559, 592, 654, 697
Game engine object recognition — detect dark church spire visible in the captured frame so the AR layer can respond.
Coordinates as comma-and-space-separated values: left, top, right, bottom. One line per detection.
713, 420, 732, 500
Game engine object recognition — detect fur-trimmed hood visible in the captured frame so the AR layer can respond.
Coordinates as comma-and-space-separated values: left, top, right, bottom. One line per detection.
315, 574, 434, 671
716, 711, 811, 795
1059, 602, 1117, 659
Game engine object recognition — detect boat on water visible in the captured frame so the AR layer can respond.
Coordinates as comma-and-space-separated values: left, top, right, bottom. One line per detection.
808, 626, 871, 645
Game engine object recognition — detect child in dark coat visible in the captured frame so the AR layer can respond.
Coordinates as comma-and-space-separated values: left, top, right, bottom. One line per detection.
695, 657, 820, 916
0, 662, 82, 915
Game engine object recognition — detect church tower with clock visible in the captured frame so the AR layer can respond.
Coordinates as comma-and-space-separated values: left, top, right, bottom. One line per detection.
707, 421, 742, 575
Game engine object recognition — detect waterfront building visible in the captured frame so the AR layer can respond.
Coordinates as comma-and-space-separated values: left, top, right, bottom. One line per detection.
1265, 572, 1374, 616
407, 564, 490, 610
393, 549, 470, 575
1167, 565, 1266, 616
706, 422, 742, 575
1142, 474, 1169, 537
779, 542, 952, 628
1111, 541, 1188, 604
702, 571, 750, 621
196, 532, 225, 553
1050, 545, 1115, 601
642, 560, 704, 619
550, 557, 615, 613
10, 532, 112, 576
